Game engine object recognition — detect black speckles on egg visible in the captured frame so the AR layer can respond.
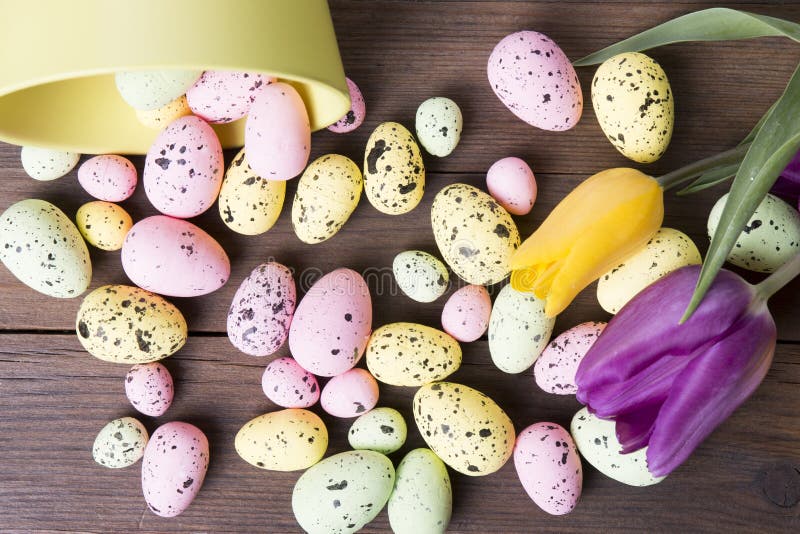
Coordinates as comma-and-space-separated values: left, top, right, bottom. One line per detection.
392, 250, 450, 303
125, 362, 174, 417
363, 122, 426, 215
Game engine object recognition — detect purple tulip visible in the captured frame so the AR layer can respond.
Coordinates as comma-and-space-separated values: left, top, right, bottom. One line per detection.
770, 149, 800, 205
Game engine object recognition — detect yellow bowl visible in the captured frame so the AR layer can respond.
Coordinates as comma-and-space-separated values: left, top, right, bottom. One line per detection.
0, 0, 349, 154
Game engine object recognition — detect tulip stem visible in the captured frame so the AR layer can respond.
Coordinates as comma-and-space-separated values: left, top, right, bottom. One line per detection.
656, 143, 752, 191
755, 252, 800, 299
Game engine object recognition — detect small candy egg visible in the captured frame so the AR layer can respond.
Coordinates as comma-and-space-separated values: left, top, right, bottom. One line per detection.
235, 409, 328, 471
393, 250, 449, 302
20, 146, 80, 181
186, 70, 273, 123
708, 192, 800, 273
415, 97, 462, 157
441, 284, 491, 342
115, 69, 202, 111
92, 417, 148, 468
388, 448, 452, 534
125, 362, 174, 417
486, 157, 537, 216
135, 95, 192, 130
363, 122, 425, 215
77, 155, 138, 201
261, 357, 320, 408
75, 201, 133, 251
348, 407, 407, 454
328, 77, 366, 133
320, 368, 379, 418
534, 322, 606, 395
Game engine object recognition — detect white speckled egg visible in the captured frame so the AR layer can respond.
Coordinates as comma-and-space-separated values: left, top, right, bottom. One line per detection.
708, 192, 800, 273
20, 146, 80, 181
115, 69, 201, 111
235, 409, 328, 471
136, 95, 193, 130
92, 417, 148, 468
486, 157, 537, 216
186, 70, 273, 123
75, 201, 133, 251
388, 448, 452, 534
218, 148, 285, 236
78, 155, 138, 202
415, 97, 462, 157
125, 362, 174, 417
261, 357, 320, 408
321, 368, 379, 418
363, 122, 425, 215
489, 284, 554, 374
393, 250, 449, 302
534, 322, 605, 395
328, 77, 366, 133
348, 407, 407, 454
441, 284, 491, 342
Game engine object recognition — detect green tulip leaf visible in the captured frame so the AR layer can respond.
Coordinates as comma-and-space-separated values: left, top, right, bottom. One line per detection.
676, 163, 740, 196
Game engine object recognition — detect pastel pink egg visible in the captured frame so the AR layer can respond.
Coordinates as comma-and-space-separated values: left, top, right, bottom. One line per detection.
122, 215, 230, 297
488, 31, 582, 131
244, 82, 311, 181
320, 368, 379, 418
534, 322, 606, 395
125, 362, 174, 417
261, 356, 320, 408
288, 268, 372, 377
77, 155, 137, 202
186, 70, 275, 124
141, 422, 209, 517
514, 422, 582, 515
486, 157, 537, 216
143, 115, 223, 218
441, 284, 491, 342
327, 77, 366, 133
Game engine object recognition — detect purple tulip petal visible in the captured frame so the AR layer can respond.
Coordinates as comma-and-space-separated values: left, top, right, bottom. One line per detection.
615, 395, 665, 453
771, 151, 800, 202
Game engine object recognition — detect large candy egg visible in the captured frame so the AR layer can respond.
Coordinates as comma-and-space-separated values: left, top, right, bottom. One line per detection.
363, 122, 425, 215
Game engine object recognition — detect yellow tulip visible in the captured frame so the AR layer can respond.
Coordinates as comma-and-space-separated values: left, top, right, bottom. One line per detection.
510, 168, 663, 317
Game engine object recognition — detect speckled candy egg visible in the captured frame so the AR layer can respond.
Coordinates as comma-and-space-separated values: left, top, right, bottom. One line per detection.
321, 368, 379, 418
514, 422, 582, 515
288, 268, 372, 377
414, 381, 515, 476
218, 148, 285, 236
388, 448, 452, 534
366, 322, 461, 386
20, 146, 80, 181
486, 157, 537, 216
76, 285, 187, 364
245, 81, 311, 181
0, 199, 91, 298
431, 183, 520, 285
186, 70, 273, 123
348, 407, 407, 454
592, 52, 674, 163
143, 115, 224, 218
416, 97, 462, 157
125, 362, 174, 417
261, 357, 319, 408
141, 422, 209, 517
708, 192, 800, 273
136, 95, 192, 130
227, 262, 296, 357
92, 417, 148, 468
292, 450, 395, 534
122, 215, 230, 297
441, 284, 491, 342
115, 69, 201, 110
235, 409, 328, 471
328, 77, 366, 133
489, 284, 554, 373
363, 122, 425, 215
77, 155, 137, 201
488, 31, 582, 131
393, 250, 449, 302
292, 154, 363, 244
534, 321, 606, 395
598, 227, 701, 313
75, 201, 133, 251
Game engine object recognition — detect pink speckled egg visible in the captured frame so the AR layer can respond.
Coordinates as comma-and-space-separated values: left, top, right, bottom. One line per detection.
186, 70, 275, 124
514, 422, 582, 515
321, 368, 379, 418
288, 268, 372, 377
441, 284, 491, 342
488, 31, 583, 131
328, 77, 366, 133
245, 82, 311, 181
227, 262, 296, 357
534, 321, 606, 395
141, 422, 209, 518
121, 215, 230, 297
261, 356, 320, 408
125, 362, 174, 417
78, 154, 137, 202
143, 115, 223, 218
486, 157, 537, 216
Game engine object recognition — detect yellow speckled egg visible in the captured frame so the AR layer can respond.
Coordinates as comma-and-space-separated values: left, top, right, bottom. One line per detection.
431, 183, 520, 285
363, 122, 425, 215
76, 285, 187, 364
218, 148, 286, 235
414, 381, 515, 476
366, 323, 461, 386
75, 201, 133, 251
597, 227, 701, 314
135, 95, 192, 130
592, 52, 673, 163
235, 409, 328, 471
292, 154, 362, 243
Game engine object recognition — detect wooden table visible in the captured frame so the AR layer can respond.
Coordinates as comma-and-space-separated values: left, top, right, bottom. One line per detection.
2, 1, 799, 532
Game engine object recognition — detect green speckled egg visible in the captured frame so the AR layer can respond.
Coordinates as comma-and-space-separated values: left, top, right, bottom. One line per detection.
363, 122, 425, 215
388, 448, 452, 534
75, 201, 133, 251
218, 148, 285, 236
416, 97, 463, 157
393, 250, 449, 303
92, 417, 148, 468
235, 409, 328, 471
348, 407, 407, 454
592, 52, 673, 163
